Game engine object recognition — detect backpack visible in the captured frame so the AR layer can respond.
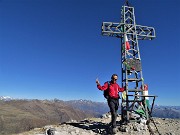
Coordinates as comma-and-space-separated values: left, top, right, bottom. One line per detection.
103, 81, 110, 99
103, 81, 121, 99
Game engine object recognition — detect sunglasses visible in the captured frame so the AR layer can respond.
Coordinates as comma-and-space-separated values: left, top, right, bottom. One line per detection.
113, 78, 118, 81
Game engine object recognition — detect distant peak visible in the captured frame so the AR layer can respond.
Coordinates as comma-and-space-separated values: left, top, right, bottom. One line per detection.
0, 96, 13, 101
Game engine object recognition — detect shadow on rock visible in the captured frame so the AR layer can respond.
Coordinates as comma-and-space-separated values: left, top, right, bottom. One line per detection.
65, 119, 111, 134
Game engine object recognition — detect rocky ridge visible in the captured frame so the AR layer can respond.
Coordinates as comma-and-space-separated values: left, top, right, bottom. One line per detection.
16, 113, 180, 135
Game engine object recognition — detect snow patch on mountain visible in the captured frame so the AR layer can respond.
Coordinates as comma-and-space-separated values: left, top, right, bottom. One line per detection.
0, 96, 13, 101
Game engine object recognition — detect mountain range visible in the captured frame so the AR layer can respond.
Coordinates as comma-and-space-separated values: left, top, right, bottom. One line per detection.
0, 99, 93, 135
0, 97, 180, 134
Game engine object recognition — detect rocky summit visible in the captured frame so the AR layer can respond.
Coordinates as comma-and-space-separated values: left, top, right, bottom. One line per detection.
15, 113, 180, 135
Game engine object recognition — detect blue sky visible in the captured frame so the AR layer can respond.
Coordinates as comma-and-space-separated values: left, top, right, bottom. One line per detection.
0, 0, 179, 106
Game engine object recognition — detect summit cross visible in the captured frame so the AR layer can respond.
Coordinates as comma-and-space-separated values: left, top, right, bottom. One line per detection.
101, 1, 157, 122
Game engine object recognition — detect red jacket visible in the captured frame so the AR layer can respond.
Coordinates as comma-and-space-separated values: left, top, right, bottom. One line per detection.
97, 81, 124, 99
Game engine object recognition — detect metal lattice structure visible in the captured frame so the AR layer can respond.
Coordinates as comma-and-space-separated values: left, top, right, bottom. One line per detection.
101, 1, 157, 122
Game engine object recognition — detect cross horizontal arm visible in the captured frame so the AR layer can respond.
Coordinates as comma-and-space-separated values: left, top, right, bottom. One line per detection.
102, 22, 156, 40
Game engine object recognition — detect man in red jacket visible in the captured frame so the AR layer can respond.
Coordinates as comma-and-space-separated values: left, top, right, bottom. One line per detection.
96, 74, 124, 133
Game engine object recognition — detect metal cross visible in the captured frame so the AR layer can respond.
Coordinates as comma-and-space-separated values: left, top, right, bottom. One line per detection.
101, 1, 157, 122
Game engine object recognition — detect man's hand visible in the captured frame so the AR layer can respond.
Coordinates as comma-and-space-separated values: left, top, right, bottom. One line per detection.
96, 78, 100, 85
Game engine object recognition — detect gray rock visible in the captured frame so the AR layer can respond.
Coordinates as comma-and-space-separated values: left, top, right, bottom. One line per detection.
75, 129, 79, 133
101, 112, 111, 119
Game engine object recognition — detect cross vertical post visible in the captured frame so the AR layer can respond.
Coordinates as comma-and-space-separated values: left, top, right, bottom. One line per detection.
101, 1, 157, 122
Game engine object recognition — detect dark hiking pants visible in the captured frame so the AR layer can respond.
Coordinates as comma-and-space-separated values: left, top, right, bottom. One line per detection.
108, 98, 119, 128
